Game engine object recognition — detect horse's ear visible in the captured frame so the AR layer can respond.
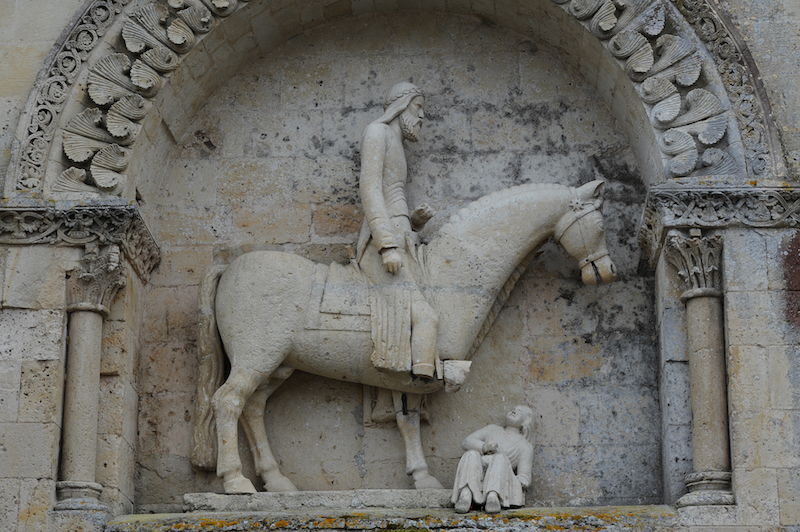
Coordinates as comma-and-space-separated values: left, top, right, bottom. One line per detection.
578, 180, 606, 201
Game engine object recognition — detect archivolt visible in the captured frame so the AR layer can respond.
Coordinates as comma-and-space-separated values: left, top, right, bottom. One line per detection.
4, 0, 783, 201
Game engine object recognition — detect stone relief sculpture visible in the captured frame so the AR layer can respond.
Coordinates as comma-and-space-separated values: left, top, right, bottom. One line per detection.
452, 406, 535, 514
190, 83, 618, 495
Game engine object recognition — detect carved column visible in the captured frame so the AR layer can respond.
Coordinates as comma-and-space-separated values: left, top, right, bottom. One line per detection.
664, 229, 735, 507
56, 244, 126, 507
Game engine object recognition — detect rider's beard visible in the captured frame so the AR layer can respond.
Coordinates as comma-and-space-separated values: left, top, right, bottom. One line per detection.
400, 110, 421, 142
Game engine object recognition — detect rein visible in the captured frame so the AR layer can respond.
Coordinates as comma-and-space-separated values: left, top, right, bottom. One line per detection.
553, 190, 609, 269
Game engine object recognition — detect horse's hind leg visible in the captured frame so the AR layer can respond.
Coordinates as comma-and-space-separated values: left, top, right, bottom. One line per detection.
212, 366, 267, 493
392, 391, 444, 489
240, 366, 297, 492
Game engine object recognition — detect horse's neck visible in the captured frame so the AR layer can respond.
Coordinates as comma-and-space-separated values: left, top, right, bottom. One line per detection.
423, 184, 570, 361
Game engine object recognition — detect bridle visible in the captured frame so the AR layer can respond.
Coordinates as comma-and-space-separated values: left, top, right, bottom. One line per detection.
553, 190, 610, 269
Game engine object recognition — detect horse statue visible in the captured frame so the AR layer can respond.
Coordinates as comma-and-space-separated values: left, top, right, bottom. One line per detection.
190, 180, 617, 494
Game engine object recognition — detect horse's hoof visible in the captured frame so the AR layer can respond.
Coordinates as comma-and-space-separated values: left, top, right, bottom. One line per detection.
414, 473, 444, 489
224, 475, 257, 494
264, 474, 298, 493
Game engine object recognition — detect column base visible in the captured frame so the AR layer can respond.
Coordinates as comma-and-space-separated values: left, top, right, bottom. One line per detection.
676, 471, 734, 508
56, 480, 104, 502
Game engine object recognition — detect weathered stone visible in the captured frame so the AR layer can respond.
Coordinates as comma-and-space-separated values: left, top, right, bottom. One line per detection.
17, 478, 55, 532
18, 360, 64, 424
1, 246, 81, 310
0, 360, 20, 423
0, 309, 65, 362
0, 423, 59, 478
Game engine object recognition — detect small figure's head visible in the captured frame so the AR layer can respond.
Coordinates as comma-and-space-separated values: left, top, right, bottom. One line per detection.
506, 405, 534, 442
380, 82, 425, 142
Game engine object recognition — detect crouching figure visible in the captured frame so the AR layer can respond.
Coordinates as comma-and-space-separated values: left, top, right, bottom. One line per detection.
452, 405, 534, 513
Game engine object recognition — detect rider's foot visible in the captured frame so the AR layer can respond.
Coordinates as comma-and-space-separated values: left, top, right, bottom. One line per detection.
413, 471, 444, 489
223, 474, 257, 494
412, 363, 436, 379
485, 491, 501, 513
455, 487, 472, 513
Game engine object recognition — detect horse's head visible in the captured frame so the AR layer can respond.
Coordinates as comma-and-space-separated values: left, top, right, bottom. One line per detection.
554, 180, 618, 286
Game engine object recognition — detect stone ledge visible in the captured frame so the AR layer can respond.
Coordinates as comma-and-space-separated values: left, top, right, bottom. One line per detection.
107, 504, 678, 531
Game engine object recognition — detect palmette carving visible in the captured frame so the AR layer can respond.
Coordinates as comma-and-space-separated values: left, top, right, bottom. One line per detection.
67, 243, 127, 313
663, 230, 722, 293
52, 168, 100, 194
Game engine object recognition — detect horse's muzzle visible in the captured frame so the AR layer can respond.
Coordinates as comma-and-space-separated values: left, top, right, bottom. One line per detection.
581, 255, 618, 285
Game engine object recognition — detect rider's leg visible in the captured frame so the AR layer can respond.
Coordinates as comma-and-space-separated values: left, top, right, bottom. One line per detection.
240, 366, 297, 492
410, 297, 438, 378
391, 391, 444, 489
212, 366, 267, 493
485, 491, 501, 513
455, 487, 473, 513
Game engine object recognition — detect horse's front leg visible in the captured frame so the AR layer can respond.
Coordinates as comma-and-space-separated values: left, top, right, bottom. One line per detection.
212, 366, 266, 493
392, 391, 444, 489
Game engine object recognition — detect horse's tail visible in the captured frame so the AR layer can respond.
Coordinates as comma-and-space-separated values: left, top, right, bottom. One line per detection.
190, 264, 229, 471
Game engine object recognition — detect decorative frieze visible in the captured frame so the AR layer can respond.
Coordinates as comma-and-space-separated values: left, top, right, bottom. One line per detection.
639, 186, 800, 267
0, 202, 160, 281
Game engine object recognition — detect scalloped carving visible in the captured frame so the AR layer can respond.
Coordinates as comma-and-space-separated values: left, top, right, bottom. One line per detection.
90, 166, 126, 194
679, 115, 729, 146
609, 30, 648, 58
656, 53, 703, 87
125, 4, 191, 53
90, 145, 128, 193
87, 53, 137, 106
695, 148, 738, 175
177, 4, 214, 33
200, 0, 239, 17
659, 129, 696, 155
123, 15, 164, 54
589, 0, 618, 37
130, 60, 163, 97
667, 150, 699, 178
141, 46, 180, 73
649, 35, 695, 77
63, 133, 110, 163
569, 0, 604, 20
106, 112, 142, 139
640, 77, 678, 104
664, 89, 725, 129
65, 108, 116, 143
109, 94, 150, 121
652, 93, 681, 125
52, 167, 99, 194
626, 42, 655, 79
92, 143, 130, 172
167, 18, 196, 52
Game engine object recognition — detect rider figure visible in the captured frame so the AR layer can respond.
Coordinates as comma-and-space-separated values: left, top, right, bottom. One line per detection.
355, 82, 438, 378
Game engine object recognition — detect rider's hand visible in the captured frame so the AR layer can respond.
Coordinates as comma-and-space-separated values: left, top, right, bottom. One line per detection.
411, 202, 436, 229
382, 248, 402, 274
482, 441, 498, 455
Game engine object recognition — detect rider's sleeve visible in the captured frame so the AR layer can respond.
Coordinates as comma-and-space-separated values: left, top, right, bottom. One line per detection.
360, 123, 397, 251
516, 443, 534, 488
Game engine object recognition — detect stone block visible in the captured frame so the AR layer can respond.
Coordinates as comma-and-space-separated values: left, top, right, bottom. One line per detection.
97, 377, 138, 446
96, 434, 135, 501
779, 468, 800, 526
0, 479, 19, 531
141, 285, 199, 344
662, 423, 692, 505
659, 307, 689, 362
723, 228, 769, 292
138, 341, 197, 396
18, 360, 64, 425
766, 230, 791, 291
0, 309, 65, 362
311, 205, 361, 243
0, 45, 50, 96
725, 290, 786, 347
100, 320, 130, 378
149, 208, 224, 247
17, 478, 55, 532
578, 386, 661, 446
230, 204, 313, 245
728, 344, 769, 413
0, 360, 20, 423
137, 393, 194, 457
243, 110, 324, 159
148, 158, 217, 210
730, 410, 800, 470
0, 422, 59, 478
678, 504, 740, 527
660, 360, 691, 426
524, 385, 579, 446
769, 345, 799, 410
734, 467, 780, 526
2, 246, 81, 310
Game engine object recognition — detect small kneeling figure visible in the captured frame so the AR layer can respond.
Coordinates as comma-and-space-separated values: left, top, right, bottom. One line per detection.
452, 405, 534, 513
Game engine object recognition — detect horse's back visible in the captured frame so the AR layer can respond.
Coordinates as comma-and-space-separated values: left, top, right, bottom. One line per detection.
215, 251, 316, 367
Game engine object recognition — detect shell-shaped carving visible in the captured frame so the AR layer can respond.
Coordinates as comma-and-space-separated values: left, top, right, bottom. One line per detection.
130, 60, 163, 97
201, 0, 238, 17
87, 53, 137, 106
626, 41, 654, 79
167, 18, 196, 53
63, 132, 110, 163
652, 93, 681, 125
92, 143, 130, 172
649, 35, 695, 76
659, 53, 703, 87
640, 77, 677, 104
141, 46, 180, 73
106, 112, 142, 139
53, 167, 99, 194
109, 94, 149, 121
679, 114, 728, 145
178, 5, 213, 34
659, 129, 695, 155
696, 148, 738, 175
609, 30, 648, 58
123, 18, 162, 54
569, 0, 604, 20
128, 4, 184, 52
64, 108, 113, 142
668, 89, 724, 128
551, 0, 570, 3
615, 1, 665, 38
590, 1, 618, 37
90, 166, 126, 194
667, 149, 699, 178
87, 76, 137, 107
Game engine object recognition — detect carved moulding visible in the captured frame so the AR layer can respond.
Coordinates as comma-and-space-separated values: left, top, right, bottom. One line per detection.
639, 185, 800, 266
0, 200, 160, 281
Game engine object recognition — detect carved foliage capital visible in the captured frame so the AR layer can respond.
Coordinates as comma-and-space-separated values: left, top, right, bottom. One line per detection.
67, 243, 127, 314
663, 230, 722, 296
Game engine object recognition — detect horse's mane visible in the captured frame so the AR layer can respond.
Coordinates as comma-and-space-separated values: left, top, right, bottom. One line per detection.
438, 183, 568, 235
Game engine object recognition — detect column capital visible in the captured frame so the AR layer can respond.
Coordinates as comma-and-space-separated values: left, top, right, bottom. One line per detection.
663, 229, 723, 302
66, 243, 127, 316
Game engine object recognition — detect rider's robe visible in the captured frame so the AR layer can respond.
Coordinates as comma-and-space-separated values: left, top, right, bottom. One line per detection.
451, 425, 534, 508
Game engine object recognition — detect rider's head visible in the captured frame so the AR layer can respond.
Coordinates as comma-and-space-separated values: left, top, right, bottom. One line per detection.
506, 405, 534, 442
376, 82, 425, 141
